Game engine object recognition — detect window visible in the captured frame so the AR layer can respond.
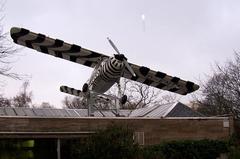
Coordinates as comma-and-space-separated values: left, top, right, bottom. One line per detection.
134, 132, 144, 145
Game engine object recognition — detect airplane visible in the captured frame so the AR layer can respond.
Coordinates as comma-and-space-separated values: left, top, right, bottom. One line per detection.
10, 27, 199, 116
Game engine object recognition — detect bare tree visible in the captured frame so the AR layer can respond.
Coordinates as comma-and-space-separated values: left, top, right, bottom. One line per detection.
12, 81, 32, 107
195, 53, 240, 118
0, 94, 11, 107
39, 102, 54, 108
62, 96, 87, 109
124, 82, 161, 109
0, 24, 20, 80
107, 78, 178, 110
62, 78, 178, 110
0, 1, 20, 80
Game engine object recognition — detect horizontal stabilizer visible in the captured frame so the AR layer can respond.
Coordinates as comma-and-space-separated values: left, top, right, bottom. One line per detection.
60, 85, 112, 101
60, 86, 82, 96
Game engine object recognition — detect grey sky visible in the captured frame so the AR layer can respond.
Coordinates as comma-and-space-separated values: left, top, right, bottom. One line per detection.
2, 0, 240, 107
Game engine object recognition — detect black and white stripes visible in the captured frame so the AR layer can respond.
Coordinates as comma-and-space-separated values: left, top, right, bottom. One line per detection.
101, 57, 124, 82
60, 86, 82, 96
10, 27, 108, 68
89, 57, 125, 93
10, 27, 199, 95
123, 63, 199, 95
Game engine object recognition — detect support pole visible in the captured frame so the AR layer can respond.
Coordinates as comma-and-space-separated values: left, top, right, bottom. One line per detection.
116, 82, 122, 116
87, 92, 94, 116
57, 138, 61, 159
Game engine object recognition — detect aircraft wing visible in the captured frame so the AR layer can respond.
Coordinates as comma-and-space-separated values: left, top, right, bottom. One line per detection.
10, 27, 109, 68
122, 63, 199, 95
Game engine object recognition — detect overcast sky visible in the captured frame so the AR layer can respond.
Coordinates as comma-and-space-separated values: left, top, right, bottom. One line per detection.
1, 0, 240, 107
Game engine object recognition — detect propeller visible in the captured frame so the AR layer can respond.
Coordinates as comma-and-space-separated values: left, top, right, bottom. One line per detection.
107, 37, 136, 77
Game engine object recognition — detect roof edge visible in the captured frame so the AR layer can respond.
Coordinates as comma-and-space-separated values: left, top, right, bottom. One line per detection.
162, 102, 178, 117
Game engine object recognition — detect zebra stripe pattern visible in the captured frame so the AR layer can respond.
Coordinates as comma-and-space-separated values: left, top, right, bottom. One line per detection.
60, 86, 82, 96
123, 63, 199, 95
10, 27, 108, 68
100, 57, 124, 82
10, 27, 199, 95
60, 85, 111, 103
89, 57, 125, 93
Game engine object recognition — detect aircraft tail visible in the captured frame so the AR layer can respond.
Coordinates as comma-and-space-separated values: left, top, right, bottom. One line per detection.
60, 85, 117, 104
60, 86, 82, 96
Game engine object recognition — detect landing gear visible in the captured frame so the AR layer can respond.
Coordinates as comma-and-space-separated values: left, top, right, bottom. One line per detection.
121, 95, 127, 105
82, 83, 89, 93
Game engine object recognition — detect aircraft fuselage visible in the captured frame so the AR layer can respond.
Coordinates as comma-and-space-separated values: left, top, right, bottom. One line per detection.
87, 56, 125, 93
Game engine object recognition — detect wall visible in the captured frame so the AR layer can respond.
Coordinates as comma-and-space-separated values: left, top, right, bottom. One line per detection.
0, 116, 234, 145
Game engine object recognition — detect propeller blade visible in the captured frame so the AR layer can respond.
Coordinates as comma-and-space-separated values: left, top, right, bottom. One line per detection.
107, 37, 121, 54
124, 60, 136, 77
107, 37, 136, 77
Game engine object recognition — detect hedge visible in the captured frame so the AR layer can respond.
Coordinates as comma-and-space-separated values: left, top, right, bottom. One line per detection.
61, 124, 232, 159
141, 140, 228, 159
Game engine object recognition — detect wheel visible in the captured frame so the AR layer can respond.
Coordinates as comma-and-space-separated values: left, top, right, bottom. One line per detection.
82, 83, 89, 92
121, 95, 127, 105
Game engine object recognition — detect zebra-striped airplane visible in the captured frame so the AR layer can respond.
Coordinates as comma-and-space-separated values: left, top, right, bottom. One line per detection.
10, 27, 199, 113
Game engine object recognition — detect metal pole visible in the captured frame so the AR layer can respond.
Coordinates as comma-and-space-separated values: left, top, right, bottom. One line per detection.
87, 92, 94, 116
116, 82, 122, 116
57, 138, 61, 159
88, 94, 92, 116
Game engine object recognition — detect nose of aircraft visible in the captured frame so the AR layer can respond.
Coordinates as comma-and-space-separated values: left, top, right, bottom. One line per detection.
114, 54, 127, 61
111, 57, 124, 69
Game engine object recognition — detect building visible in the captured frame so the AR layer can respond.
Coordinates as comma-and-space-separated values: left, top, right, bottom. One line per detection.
0, 103, 233, 159
0, 102, 202, 118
